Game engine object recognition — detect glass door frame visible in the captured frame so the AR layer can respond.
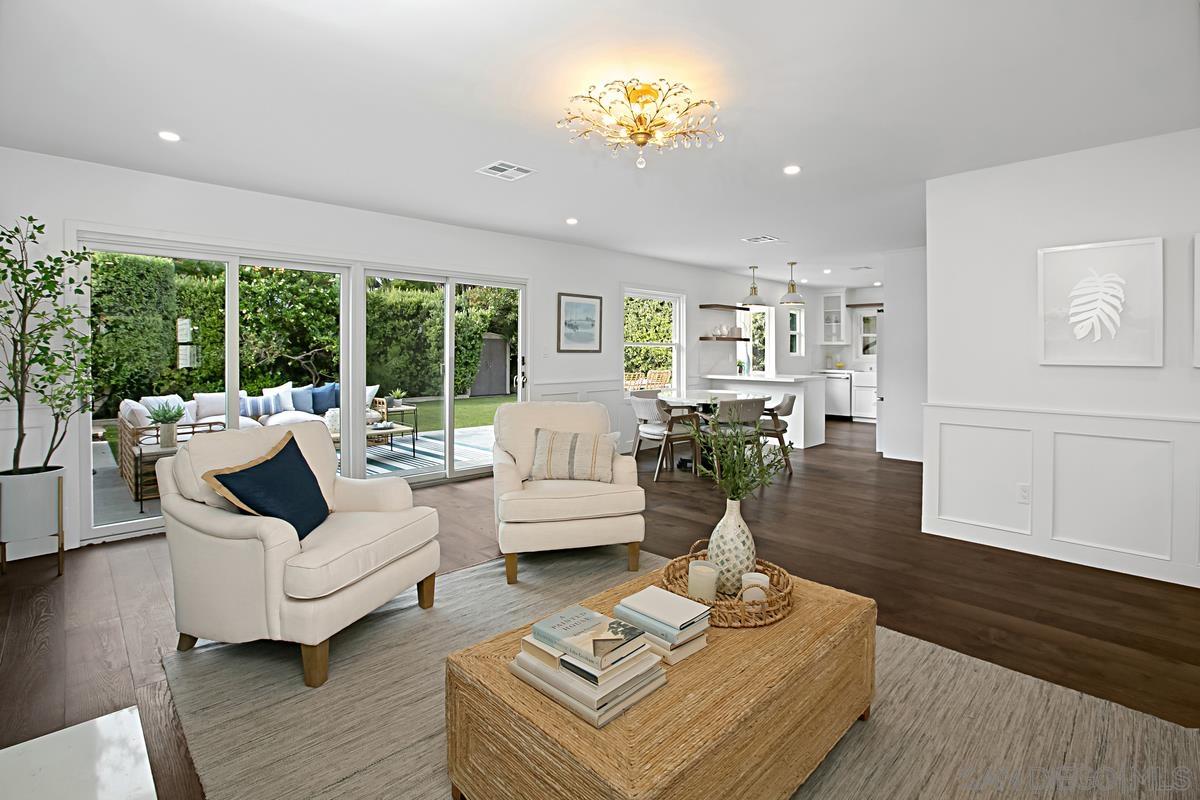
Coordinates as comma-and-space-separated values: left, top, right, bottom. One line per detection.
68, 221, 527, 544
72, 228, 354, 543
73, 234, 242, 542
353, 265, 527, 484
447, 277, 527, 481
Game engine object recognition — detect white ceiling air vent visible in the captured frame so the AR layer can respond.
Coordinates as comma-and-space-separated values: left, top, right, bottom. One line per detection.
476, 161, 536, 181
849, 265, 874, 271
740, 234, 781, 244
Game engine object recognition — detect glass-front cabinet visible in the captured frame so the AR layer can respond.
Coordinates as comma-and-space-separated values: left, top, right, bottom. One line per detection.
821, 291, 846, 345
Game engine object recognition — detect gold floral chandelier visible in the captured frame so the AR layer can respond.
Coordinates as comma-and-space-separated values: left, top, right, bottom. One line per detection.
556, 78, 723, 168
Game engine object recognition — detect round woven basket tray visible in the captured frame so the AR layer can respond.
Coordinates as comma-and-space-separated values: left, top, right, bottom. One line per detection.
660, 539, 794, 628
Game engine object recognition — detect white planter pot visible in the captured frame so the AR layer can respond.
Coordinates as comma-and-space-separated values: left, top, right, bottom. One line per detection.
708, 498, 756, 595
0, 466, 64, 543
160, 422, 178, 448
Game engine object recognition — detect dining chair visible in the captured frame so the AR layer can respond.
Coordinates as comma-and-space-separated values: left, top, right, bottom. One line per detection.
702, 397, 767, 480
629, 389, 668, 457
653, 399, 699, 482
761, 393, 795, 474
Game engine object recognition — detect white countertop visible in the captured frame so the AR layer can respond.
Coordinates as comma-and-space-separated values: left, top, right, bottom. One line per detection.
703, 373, 826, 383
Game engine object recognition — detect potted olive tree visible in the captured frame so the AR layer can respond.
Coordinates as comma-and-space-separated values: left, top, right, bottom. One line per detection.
0, 216, 92, 557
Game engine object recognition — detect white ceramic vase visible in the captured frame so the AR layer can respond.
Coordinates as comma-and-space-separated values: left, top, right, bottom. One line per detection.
160, 422, 178, 448
0, 466, 64, 543
708, 499, 756, 595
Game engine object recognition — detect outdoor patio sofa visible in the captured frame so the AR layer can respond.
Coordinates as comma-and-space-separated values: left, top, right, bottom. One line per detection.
116, 383, 385, 500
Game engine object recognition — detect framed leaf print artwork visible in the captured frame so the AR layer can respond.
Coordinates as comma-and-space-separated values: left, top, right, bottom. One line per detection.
557, 293, 603, 353
1038, 237, 1163, 366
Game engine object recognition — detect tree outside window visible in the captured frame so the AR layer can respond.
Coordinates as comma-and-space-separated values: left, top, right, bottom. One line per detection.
623, 293, 680, 391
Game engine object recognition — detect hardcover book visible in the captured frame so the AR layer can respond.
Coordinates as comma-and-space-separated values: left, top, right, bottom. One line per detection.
621, 585, 711, 629
559, 647, 657, 687
645, 633, 708, 666
513, 651, 662, 711
532, 605, 645, 669
613, 603, 709, 645
508, 660, 667, 728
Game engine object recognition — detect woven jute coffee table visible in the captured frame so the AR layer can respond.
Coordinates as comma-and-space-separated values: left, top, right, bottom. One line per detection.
445, 568, 876, 800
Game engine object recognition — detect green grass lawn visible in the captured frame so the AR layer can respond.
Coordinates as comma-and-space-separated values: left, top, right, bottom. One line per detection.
401, 394, 515, 434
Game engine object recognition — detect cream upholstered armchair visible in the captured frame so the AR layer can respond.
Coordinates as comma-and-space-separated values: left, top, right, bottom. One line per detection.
156, 421, 439, 687
493, 401, 645, 583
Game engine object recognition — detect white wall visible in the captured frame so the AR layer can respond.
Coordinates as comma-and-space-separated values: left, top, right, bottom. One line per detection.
923, 127, 1200, 587
0, 146, 782, 556
877, 248, 926, 461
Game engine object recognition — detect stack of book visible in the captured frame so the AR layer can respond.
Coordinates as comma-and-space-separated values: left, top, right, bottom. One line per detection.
510, 604, 666, 728
613, 585, 710, 665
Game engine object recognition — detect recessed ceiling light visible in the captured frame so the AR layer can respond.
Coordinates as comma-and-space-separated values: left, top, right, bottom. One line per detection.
873, 281, 882, 287
782, 164, 802, 176
822, 268, 832, 274
799, 278, 809, 284
565, 217, 578, 225
158, 130, 181, 143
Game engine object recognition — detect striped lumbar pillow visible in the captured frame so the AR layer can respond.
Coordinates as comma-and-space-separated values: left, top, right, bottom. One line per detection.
240, 393, 282, 418
530, 428, 616, 483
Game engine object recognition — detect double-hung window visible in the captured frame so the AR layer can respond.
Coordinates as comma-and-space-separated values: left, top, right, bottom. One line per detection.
623, 290, 683, 392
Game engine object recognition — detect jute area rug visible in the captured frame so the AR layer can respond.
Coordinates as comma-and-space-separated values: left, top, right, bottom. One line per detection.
163, 548, 1199, 800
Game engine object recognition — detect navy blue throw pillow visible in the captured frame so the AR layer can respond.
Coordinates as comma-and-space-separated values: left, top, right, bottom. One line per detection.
311, 383, 337, 414
201, 433, 329, 539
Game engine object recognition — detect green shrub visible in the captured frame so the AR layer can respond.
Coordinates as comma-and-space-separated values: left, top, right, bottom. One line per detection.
90, 257, 508, 411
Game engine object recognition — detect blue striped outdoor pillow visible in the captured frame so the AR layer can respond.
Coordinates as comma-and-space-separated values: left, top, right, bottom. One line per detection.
240, 393, 282, 418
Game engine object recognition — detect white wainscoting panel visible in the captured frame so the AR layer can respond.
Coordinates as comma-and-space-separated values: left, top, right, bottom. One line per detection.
924, 403, 1200, 587
531, 379, 636, 452
937, 423, 1032, 535
1051, 432, 1173, 560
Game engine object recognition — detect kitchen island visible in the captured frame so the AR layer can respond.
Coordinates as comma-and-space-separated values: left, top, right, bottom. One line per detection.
702, 374, 827, 448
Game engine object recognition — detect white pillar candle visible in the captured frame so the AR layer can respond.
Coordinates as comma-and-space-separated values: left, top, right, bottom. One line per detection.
741, 571, 770, 602
688, 560, 718, 602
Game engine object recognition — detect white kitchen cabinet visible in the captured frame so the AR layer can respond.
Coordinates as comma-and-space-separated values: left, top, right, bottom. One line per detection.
821, 291, 847, 345
852, 385, 877, 419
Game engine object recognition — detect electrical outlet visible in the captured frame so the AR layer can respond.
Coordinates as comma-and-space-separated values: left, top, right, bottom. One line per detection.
1016, 483, 1031, 505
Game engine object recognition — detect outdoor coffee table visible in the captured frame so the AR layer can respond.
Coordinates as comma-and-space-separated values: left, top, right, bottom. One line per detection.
446, 568, 876, 800
331, 422, 416, 456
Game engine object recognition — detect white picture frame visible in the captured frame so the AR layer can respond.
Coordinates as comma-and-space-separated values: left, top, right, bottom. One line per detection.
1038, 237, 1163, 367
1194, 234, 1200, 368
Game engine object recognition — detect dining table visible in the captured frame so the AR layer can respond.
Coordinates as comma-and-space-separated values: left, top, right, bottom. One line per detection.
657, 389, 774, 414
654, 390, 774, 471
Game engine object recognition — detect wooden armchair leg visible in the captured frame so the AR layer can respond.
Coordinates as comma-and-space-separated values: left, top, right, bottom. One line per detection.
177, 633, 198, 652
301, 639, 330, 688
417, 572, 436, 608
505, 553, 518, 584
628, 542, 640, 571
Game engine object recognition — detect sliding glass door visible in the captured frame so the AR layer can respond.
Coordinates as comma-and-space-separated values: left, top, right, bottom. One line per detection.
86, 249, 231, 531
360, 273, 524, 482
364, 273, 448, 480
451, 282, 523, 476
79, 231, 526, 541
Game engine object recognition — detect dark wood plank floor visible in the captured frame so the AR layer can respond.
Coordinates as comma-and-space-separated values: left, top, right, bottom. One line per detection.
0, 477, 499, 799
1, 423, 1197, 798
640, 420, 1200, 728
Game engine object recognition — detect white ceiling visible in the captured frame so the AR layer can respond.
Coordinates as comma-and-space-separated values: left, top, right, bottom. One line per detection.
2, 0, 1198, 287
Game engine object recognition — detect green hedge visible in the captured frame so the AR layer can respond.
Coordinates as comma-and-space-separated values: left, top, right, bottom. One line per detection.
89, 255, 505, 416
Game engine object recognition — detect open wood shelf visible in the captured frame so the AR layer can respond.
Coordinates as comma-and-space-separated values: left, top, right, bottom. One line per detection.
699, 335, 750, 342
699, 303, 751, 312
